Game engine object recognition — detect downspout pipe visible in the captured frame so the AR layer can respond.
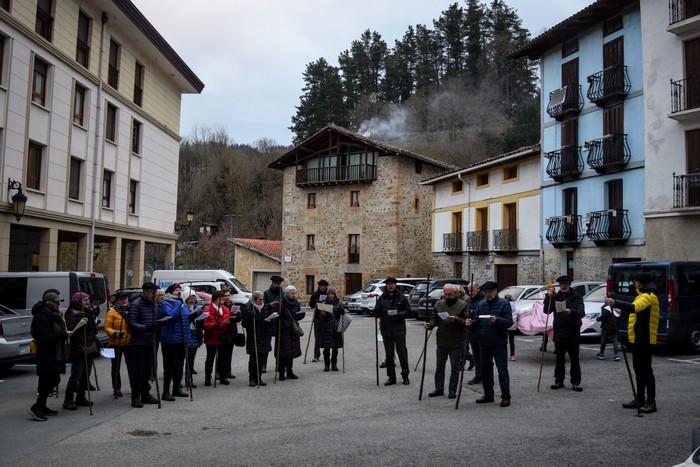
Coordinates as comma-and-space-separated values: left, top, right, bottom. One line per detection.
88, 12, 108, 272
457, 173, 470, 280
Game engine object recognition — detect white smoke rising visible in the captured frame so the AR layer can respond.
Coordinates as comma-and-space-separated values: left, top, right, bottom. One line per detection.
358, 107, 409, 141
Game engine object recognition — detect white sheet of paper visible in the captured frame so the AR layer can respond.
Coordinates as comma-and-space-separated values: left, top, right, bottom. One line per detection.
478, 315, 492, 319
317, 303, 333, 313
438, 312, 449, 320
72, 318, 88, 332
195, 312, 209, 322
377, 331, 383, 342
555, 301, 566, 313
387, 309, 398, 316
100, 348, 115, 359
156, 315, 172, 323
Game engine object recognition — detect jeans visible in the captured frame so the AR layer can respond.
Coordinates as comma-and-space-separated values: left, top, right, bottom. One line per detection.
435, 346, 461, 393
554, 341, 581, 385
599, 329, 619, 354
480, 344, 510, 399
383, 335, 409, 380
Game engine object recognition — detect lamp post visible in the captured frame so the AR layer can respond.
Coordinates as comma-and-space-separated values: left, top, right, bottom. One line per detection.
174, 208, 194, 232
7, 179, 28, 222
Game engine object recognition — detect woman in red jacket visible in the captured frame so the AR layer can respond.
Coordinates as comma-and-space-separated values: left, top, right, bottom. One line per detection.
203, 290, 232, 386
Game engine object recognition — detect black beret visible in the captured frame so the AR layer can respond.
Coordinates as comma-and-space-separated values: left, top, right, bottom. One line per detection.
556, 275, 573, 283
317, 279, 329, 286
142, 282, 157, 290
384, 277, 397, 284
481, 281, 498, 290
270, 275, 284, 283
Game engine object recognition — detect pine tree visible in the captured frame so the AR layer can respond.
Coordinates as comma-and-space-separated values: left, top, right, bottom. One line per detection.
433, 2, 466, 80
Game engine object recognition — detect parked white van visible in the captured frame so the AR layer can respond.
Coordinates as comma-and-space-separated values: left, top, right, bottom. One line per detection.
152, 270, 252, 304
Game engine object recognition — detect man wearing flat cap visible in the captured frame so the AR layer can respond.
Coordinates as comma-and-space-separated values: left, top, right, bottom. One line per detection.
605, 272, 659, 413
466, 281, 513, 407
543, 275, 585, 392
372, 277, 411, 385
309, 279, 329, 362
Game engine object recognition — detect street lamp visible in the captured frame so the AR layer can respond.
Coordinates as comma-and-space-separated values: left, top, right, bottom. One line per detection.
7, 178, 28, 222
174, 208, 194, 232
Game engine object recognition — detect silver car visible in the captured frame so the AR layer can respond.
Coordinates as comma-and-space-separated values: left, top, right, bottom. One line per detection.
0, 303, 33, 371
582, 284, 608, 337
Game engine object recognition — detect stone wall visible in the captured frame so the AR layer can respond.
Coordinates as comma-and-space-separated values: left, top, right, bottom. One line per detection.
234, 246, 280, 290
543, 243, 647, 283
431, 252, 542, 286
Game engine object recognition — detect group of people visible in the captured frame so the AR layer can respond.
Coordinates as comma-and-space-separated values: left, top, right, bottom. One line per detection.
28, 270, 659, 420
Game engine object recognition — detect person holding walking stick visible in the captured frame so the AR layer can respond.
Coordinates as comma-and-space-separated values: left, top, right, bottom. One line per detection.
160, 283, 190, 400
423, 284, 469, 400
317, 287, 342, 372
272, 285, 305, 381
605, 272, 660, 414
185, 289, 204, 388
465, 283, 486, 385
242, 291, 274, 387
203, 291, 233, 386
126, 282, 163, 408
63, 292, 99, 411
105, 292, 131, 399
372, 277, 411, 386
308, 279, 329, 363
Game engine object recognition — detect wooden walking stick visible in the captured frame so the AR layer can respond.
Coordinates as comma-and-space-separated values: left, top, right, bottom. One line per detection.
303, 313, 315, 364
178, 303, 193, 401
113, 317, 124, 399
415, 274, 432, 373
537, 285, 555, 392
253, 311, 260, 387
151, 301, 162, 408
610, 306, 643, 417
274, 316, 281, 384
418, 326, 429, 400
82, 325, 93, 415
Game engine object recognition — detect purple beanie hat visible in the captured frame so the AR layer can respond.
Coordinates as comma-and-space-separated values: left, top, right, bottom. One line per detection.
72, 291, 90, 304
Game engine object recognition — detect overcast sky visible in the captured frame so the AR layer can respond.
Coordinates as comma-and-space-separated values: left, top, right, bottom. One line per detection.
132, 0, 592, 147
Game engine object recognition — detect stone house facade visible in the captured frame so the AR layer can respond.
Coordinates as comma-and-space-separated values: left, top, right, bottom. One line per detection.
268, 125, 454, 301
231, 237, 281, 293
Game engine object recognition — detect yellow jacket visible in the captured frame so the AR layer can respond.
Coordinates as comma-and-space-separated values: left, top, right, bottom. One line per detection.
620, 286, 659, 345
104, 307, 131, 346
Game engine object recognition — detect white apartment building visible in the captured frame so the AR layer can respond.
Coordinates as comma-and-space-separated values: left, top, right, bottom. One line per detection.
0, 0, 203, 287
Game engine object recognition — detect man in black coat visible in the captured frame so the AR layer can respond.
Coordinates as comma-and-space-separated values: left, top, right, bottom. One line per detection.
466, 283, 486, 385
29, 291, 73, 421
543, 275, 585, 392
372, 277, 411, 386
309, 279, 329, 362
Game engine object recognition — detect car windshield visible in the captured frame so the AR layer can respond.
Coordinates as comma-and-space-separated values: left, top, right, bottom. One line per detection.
363, 284, 378, 293
413, 283, 430, 293
428, 288, 443, 299
584, 285, 607, 302
522, 287, 548, 300
498, 286, 524, 299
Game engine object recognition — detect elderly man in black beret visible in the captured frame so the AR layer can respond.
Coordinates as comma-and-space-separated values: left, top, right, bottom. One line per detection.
543, 275, 585, 392
264, 275, 284, 306
466, 281, 513, 407
372, 277, 411, 386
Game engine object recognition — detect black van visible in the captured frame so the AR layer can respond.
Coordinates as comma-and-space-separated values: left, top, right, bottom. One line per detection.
607, 261, 700, 353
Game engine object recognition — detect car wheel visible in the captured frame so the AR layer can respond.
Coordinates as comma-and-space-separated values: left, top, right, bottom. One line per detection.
686, 323, 700, 354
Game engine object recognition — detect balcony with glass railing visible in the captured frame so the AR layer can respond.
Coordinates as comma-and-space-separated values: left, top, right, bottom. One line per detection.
673, 172, 700, 208
546, 146, 584, 182
466, 231, 489, 254
586, 65, 631, 106
545, 215, 583, 248
585, 209, 631, 246
492, 229, 517, 254
585, 133, 630, 174
546, 84, 583, 121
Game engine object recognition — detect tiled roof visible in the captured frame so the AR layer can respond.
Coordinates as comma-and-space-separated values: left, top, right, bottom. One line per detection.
231, 238, 282, 261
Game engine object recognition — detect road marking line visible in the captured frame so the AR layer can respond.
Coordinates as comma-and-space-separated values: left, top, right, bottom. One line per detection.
668, 358, 700, 365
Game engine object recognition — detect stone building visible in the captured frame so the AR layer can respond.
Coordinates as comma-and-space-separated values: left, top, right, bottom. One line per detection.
0, 0, 203, 286
230, 237, 281, 293
268, 125, 455, 300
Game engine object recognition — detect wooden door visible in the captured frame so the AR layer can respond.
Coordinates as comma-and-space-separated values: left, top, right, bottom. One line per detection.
685, 38, 700, 109
496, 264, 517, 289
607, 179, 624, 237
686, 129, 700, 206
603, 37, 624, 93
603, 104, 624, 164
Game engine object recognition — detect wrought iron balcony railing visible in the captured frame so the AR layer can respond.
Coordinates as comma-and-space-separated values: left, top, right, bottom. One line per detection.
546, 146, 584, 182
673, 172, 700, 208
466, 231, 489, 253
443, 232, 464, 253
545, 215, 583, 248
108, 64, 119, 89
585, 133, 630, 174
35, 9, 53, 41
586, 65, 631, 105
585, 209, 631, 246
296, 163, 377, 187
671, 76, 700, 114
547, 84, 583, 121
669, 0, 700, 24
492, 229, 517, 253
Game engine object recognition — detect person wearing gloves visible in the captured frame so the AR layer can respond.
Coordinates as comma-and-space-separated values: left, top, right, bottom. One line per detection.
203, 290, 233, 386
372, 277, 411, 386
159, 283, 190, 400
466, 281, 513, 407
317, 287, 343, 372
241, 291, 274, 386
104, 291, 131, 399
126, 282, 164, 408
63, 292, 99, 411
273, 285, 305, 381
184, 288, 204, 388
543, 275, 585, 392
424, 284, 469, 399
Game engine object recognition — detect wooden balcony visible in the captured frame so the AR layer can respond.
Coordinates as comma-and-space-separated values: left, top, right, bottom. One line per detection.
586, 65, 630, 106
466, 231, 488, 255
295, 164, 377, 187
547, 84, 583, 121
545, 215, 583, 248
585, 209, 631, 246
546, 146, 583, 182
673, 172, 700, 208
492, 229, 517, 254
585, 133, 630, 175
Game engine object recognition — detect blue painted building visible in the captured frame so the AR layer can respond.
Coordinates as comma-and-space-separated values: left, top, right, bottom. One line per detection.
510, 0, 646, 281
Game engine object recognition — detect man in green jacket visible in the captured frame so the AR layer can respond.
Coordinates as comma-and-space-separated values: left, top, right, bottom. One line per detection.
424, 284, 469, 399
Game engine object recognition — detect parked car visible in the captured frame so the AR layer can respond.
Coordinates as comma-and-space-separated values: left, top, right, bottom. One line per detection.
109, 288, 144, 308
410, 278, 470, 317
582, 284, 607, 337
360, 283, 414, 315
417, 287, 444, 320
498, 285, 543, 302
343, 290, 365, 314
0, 303, 33, 371
514, 281, 604, 313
